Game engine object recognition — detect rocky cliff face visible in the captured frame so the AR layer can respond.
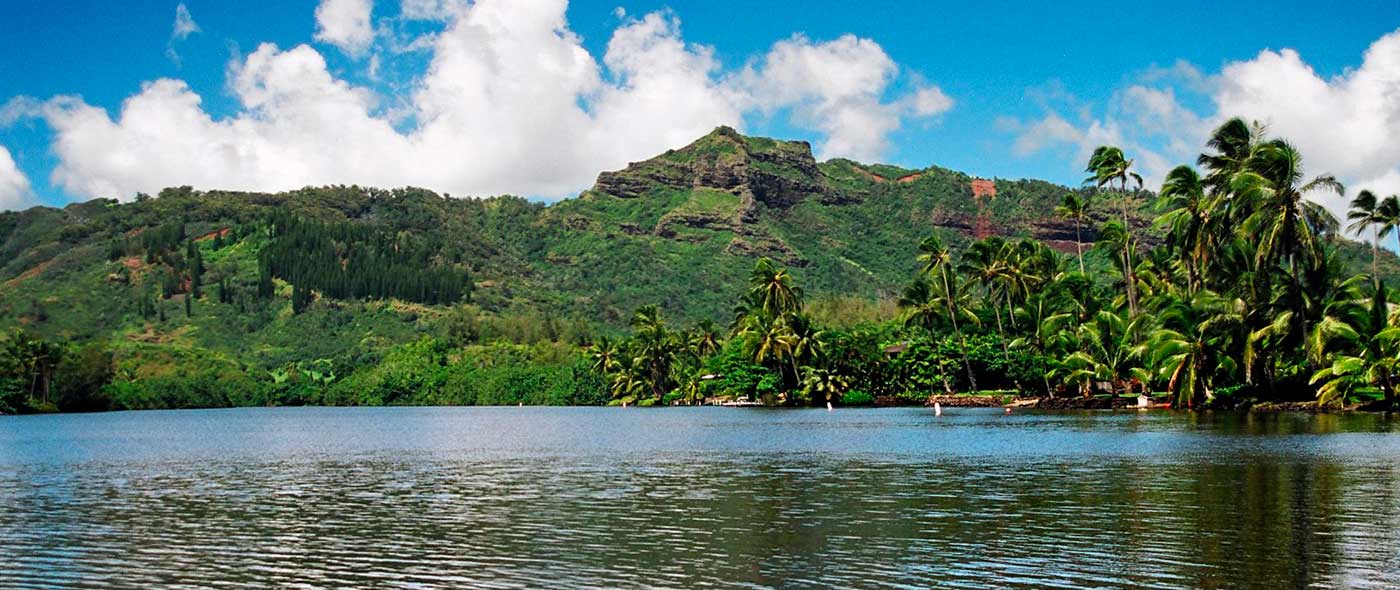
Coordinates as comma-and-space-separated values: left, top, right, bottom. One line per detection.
592, 126, 826, 214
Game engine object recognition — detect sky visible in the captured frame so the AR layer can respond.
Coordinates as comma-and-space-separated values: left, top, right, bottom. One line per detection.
2, 0, 1399, 228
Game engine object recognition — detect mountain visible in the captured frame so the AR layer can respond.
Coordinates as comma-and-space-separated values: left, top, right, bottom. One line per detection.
1, 126, 1396, 376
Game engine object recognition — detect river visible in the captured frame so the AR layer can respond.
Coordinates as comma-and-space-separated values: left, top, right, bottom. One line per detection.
2, 407, 1398, 589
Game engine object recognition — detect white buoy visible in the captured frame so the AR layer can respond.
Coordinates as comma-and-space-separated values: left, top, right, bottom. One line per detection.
827, 401, 833, 411
934, 402, 942, 416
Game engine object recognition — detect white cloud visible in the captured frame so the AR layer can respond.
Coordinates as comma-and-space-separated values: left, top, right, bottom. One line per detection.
314, 0, 375, 58
165, 3, 202, 67
400, 0, 457, 20
1010, 113, 1082, 157
742, 34, 944, 161
172, 3, 200, 39
907, 85, 954, 117
1007, 27, 1400, 228
0, 145, 32, 210
20, 0, 950, 202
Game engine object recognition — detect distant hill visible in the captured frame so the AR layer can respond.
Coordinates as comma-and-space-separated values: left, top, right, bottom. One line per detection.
2, 126, 1396, 372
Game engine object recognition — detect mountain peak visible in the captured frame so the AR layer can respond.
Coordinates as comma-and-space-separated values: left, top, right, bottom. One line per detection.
590, 128, 823, 210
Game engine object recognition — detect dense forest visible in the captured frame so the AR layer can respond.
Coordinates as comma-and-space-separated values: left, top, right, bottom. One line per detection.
2, 121, 1399, 413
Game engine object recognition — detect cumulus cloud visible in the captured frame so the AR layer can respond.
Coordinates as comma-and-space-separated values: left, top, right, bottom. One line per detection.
1008, 28, 1400, 229
165, 3, 201, 67
314, 0, 375, 57
20, 0, 950, 202
743, 34, 948, 161
0, 145, 32, 210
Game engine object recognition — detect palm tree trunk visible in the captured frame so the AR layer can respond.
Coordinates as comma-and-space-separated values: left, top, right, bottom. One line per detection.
1005, 291, 1018, 332
941, 268, 978, 392
1290, 252, 1310, 370
1373, 236, 1379, 279
992, 302, 1011, 364
1075, 219, 1085, 274
1037, 334, 1053, 398
1120, 179, 1138, 316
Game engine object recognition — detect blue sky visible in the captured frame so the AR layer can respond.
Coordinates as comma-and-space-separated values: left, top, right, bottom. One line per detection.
2, 0, 1399, 213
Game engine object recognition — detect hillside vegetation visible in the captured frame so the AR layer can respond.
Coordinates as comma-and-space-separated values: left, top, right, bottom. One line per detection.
2, 125, 1397, 412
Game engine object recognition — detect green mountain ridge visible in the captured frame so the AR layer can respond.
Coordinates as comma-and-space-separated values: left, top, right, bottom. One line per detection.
2, 126, 1396, 379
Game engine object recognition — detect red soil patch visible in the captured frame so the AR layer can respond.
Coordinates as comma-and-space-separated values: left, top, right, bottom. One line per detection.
124, 227, 146, 238
194, 227, 231, 242
896, 173, 922, 183
3, 259, 55, 289
121, 256, 144, 270
971, 179, 997, 240
857, 168, 888, 183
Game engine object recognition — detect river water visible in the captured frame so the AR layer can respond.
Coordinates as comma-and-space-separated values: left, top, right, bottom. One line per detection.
1, 407, 1398, 589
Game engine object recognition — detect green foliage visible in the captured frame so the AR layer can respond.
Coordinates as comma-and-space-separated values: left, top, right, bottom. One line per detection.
4, 125, 1400, 412
840, 390, 874, 406
264, 213, 471, 306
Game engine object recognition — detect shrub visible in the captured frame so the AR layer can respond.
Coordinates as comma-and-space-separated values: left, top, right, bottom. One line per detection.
841, 390, 875, 406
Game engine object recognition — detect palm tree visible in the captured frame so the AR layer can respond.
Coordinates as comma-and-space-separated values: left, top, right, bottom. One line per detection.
1085, 146, 1144, 315
1156, 165, 1210, 292
589, 336, 622, 375
786, 312, 825, 373
1069, 309, 1151, 397
1012, 285, 1076, 397
1148, 290, 1243, 408
911, 235, 979, 390
1347, 189, 1385, 277
1055, 193, 1090, 273
688, 320, 722, 359
749, 257, 803, 318
740, 313, 795, 375
1092, 220, 1137, 312
960, 237, 1018, 364
630, 305, 677, 401
1233, 140, 1343, 366
801, 366, 849, 405
898, 274, 980, 392
1198, 117, 1260, 195
1378, 195, 1400, 265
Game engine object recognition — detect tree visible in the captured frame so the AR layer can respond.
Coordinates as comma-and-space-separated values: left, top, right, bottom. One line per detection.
630, 305, 678, 401
749, 257, 803, 318
589, 336, 622, 376
1085, 145, 1144, 315
739, 313, 795, 379
914, 236, 980, 390
1347, 189, 1385, 277
1148, 290, 1242, 408
898, 272, 979, 391
800, 366, 848, 405
1, 331, 64, 408
1234, 139, 1343, 368
1054, 192, 1090, 274
1156, 165, 1210, 292
687, 320, 722, 359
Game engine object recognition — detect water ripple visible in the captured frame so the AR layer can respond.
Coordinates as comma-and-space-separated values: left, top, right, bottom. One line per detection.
1, 407, 1399, 589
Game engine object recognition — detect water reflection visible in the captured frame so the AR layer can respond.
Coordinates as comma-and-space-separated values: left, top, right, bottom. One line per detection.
1, 407, 1398, 589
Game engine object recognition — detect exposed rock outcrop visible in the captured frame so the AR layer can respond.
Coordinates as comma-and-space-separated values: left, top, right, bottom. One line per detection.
592, 126, 826, 211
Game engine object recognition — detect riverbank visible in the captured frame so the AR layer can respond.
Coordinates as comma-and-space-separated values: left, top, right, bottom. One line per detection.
907, 393, 1399, 413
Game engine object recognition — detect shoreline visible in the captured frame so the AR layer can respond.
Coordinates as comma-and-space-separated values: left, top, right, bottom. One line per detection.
7, 398, 1396, 416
